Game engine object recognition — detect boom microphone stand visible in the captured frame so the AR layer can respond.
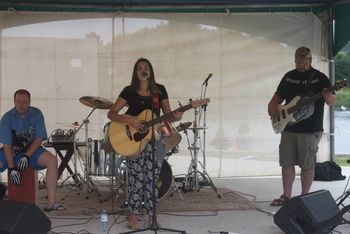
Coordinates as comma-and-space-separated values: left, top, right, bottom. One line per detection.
197, 73, 221, 198
120, 77, 186, 234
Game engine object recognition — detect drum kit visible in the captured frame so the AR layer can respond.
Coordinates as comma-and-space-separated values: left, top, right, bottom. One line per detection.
51, 96, 194, 202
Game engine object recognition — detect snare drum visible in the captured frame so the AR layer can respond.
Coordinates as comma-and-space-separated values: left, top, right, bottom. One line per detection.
101, 122, 115, 155
158, 121, 182, 152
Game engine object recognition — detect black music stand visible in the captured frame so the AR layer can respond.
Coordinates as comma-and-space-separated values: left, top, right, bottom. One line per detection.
120, 81, 185, 234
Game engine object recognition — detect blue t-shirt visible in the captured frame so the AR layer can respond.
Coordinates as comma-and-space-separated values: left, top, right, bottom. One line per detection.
0, 107, 48, 153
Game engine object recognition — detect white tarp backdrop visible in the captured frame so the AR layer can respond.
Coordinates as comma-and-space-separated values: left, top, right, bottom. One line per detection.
0, 11, 331, 182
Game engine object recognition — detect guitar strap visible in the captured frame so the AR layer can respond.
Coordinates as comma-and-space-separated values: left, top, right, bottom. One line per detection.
303, 69, 316, 91
152, 93, 160, 109
290, 69, 316, 125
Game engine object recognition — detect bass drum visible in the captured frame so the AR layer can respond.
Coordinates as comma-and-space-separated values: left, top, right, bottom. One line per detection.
121, 159, 173, 200
157, 160, 173, 201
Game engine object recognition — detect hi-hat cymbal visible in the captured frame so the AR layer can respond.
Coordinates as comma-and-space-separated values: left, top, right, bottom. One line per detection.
56, 121, 81, 128
79, 96, 113, 109
176, 122, 192, 132
188, 126, 208, 130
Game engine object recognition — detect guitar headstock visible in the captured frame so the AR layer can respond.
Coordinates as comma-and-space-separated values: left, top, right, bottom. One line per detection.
191, 98, 210, 108
334, 79, 348, 91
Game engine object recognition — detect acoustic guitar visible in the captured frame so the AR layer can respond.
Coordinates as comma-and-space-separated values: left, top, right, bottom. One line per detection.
108, 98, 210, 157
271, 79, 348, 134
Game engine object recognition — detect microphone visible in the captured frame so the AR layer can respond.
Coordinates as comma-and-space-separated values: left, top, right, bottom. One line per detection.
143, 72, 163, 95
203, 73, 213, 85
143, 72, 150, 81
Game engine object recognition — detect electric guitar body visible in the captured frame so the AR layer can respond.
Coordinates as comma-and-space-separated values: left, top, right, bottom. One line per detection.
271, 79, 348, 134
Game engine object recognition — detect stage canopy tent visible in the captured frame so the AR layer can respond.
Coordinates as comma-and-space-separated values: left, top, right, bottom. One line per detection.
0, 0, 348, 178
0, 0, 349, 55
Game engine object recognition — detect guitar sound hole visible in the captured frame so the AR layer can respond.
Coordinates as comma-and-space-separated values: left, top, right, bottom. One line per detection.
134, 130, 149, 142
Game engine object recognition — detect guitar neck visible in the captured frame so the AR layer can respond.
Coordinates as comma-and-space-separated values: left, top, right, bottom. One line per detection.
144, 104, 192, 128
287, 86, 333, 114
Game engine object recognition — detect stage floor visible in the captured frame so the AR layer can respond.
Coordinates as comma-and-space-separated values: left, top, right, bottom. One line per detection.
43, 166, 350, 234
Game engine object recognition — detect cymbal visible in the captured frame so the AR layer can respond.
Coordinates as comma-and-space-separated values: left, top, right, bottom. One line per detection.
79, 96, 113, 110
56, 121, 81, 128
188, 126, 208, 130
55, 122, 98, 132
176, 122, 192, 132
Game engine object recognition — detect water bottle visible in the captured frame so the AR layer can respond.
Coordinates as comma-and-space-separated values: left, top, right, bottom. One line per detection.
100, 209, 108, 232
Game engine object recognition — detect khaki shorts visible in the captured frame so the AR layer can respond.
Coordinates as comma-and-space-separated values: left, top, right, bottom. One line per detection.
279, 131, 322, 169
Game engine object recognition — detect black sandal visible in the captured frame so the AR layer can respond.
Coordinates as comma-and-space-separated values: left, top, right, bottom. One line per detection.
270, 195, 290, 206
43, 202, 66, 212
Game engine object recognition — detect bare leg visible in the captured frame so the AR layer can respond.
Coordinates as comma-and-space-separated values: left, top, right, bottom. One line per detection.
300, 167, 314, 195
127, 213, 140, 230
282, 166, 295, 198
37, 152, 58, 207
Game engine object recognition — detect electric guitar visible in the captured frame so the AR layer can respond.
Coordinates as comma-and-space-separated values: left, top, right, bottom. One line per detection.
271, 79, 348, 134
108, 98, 210, 157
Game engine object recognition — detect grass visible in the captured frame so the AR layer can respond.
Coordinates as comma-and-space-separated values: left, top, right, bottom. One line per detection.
335, 155, 350, 166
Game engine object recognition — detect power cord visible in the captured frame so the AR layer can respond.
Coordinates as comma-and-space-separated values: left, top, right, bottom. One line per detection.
208, 231, 236, 234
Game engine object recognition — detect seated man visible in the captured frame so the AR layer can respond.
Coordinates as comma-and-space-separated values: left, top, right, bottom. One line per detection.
0, 89, 65, 211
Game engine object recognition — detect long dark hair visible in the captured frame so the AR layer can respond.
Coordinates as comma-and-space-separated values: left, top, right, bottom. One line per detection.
130, 58, 156, 91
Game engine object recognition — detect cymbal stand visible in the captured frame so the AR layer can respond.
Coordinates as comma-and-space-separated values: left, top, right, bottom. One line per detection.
73, 107, 103, 201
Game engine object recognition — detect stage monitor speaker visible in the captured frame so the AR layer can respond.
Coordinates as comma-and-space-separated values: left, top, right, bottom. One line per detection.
0, 200, 51, 234
274, 190, 342, 234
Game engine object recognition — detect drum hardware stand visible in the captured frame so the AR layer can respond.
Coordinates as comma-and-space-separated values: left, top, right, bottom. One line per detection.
168, 177, 184, 200
70, 107, 103, 201
163, 154, 184, 200
103, 155, 120, 212
103, 154, 127, 205
120, 78, 186, 234
337, 175, 350, 211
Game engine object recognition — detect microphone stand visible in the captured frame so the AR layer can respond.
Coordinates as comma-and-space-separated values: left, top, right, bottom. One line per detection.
197, 74, 221, 198
120, 80, 186, 234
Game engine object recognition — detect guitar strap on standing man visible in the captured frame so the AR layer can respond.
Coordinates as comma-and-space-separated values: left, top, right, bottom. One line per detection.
268, 46, 337, 206
289, 69, 316, 125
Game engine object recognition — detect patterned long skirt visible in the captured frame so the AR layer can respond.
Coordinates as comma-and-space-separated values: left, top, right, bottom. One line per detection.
126, 141, 164, 215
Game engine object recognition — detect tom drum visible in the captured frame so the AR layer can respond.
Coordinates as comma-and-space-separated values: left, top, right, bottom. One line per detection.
89, 139, 117, 176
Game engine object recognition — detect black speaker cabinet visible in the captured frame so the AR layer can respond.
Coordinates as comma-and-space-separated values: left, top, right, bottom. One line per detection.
274, 190, 342, 234
0, 200, 51, 234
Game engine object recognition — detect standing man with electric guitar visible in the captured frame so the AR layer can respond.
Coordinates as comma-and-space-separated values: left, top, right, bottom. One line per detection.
268, 47, 336, 206
107, 58, 183, 230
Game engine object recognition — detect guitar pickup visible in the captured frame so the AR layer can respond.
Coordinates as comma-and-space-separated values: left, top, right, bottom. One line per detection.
281, 110, 286, 120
